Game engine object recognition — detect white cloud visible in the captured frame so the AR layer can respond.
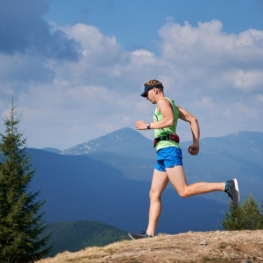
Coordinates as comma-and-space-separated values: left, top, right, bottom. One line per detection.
222, 69, 263, 90
130, 49, 156, 64
62, 23, 125, 66
158, 20, 263, 70
0, 19, 263, 149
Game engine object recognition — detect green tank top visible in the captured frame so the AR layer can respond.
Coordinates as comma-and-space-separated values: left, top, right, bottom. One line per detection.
154, 97, 180, 151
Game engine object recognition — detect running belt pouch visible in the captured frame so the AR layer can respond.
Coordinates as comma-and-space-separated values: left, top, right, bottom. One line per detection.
153, 134, 180, 147
170, 134, 180, 143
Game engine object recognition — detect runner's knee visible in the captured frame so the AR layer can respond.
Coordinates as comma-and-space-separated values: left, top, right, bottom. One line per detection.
177, 188, 189, 198
149, 189, 161, 201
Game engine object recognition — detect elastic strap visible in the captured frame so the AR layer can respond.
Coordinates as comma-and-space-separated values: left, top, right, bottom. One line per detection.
224, 181, 230, 192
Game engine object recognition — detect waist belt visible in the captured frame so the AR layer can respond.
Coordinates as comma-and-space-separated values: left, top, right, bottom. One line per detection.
153, 134, 180, 147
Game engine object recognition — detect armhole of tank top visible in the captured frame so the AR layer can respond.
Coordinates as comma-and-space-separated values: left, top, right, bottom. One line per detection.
163, 97, 176, 121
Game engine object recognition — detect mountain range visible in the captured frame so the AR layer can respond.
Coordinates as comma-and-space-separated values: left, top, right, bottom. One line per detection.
27, 128, 261, 234
60, 128, 263, 204
1, 128, 262, 235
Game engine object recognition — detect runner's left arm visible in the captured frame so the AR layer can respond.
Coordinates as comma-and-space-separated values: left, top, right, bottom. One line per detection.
177, 105, 200, 155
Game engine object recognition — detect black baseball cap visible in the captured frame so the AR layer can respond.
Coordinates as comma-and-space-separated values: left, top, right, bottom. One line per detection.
140, 84, 163, 97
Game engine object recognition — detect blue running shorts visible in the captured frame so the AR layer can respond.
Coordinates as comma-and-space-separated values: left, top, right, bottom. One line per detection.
155, 147, 183, 172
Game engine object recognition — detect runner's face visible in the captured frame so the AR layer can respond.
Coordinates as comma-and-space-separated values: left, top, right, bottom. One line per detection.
146, 88, 156, 104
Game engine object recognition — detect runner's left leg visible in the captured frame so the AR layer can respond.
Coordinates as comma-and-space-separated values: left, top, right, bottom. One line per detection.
146, 169, 169, 236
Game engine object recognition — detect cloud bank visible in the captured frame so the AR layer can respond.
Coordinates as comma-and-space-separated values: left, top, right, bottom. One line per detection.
0, 2, 262, 149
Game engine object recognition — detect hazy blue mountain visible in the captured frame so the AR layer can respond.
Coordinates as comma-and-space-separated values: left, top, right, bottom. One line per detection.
2, 129, 262, 237
61, 128, 263, 204
62, 127, 155, 159
27, 148, 228, 235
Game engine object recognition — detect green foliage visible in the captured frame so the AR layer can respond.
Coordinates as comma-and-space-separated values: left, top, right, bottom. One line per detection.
41, 221, 129, 257
222, 194, 263, 230
0, 103, 51, 262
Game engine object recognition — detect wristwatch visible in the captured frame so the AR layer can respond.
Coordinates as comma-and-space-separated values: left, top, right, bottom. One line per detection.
146, 123, 151, 129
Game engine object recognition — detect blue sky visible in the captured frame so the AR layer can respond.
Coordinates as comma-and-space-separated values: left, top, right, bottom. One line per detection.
44, 0, 263, 52
0, 0, 263, 150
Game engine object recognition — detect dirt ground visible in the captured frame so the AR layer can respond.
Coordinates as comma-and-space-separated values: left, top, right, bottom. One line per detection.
38, 230, 263, 263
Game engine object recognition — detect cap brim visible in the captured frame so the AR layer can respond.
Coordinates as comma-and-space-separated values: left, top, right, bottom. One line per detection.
141, 91, 148, 97
140, 85, 154, 97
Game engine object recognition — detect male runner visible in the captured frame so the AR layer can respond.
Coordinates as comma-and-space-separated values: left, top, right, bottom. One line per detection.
128, 79, 240, 240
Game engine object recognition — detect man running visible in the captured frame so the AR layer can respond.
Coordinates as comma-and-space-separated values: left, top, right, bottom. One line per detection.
128, 79, 240, 240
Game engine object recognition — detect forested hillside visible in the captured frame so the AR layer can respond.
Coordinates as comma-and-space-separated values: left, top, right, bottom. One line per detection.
42, 221, 128, 257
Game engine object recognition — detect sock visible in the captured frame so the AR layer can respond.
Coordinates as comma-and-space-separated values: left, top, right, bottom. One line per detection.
224, 181, 229, 192
145, 232, 153, 237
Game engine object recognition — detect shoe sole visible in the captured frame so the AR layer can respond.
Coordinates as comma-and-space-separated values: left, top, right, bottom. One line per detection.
128, 232, 135, 240
233, 178, 240, 205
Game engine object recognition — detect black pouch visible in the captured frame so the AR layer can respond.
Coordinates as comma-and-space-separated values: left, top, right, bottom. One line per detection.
153, 138, 158, 147
153, 134, 180, 148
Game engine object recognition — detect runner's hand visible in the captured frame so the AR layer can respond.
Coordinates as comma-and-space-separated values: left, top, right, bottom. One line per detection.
188, 144, 199, 155
135, 121, 147, 130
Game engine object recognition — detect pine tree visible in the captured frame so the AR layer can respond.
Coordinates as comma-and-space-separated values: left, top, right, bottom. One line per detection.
242, 195, 262, 230
222, 202, 244, 230
0, 103, 50, 262
222, 194, 263, 231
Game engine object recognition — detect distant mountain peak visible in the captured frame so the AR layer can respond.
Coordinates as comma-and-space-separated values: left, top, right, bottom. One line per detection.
97, 127, 146, 140
41, 147, 62, 154
62, 127, 152, 156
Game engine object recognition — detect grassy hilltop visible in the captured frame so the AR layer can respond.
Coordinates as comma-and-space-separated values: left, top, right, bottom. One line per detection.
38, 230, 263, 263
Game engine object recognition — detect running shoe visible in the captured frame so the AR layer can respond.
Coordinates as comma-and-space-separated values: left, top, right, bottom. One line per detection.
225, 178, 240, 208
128, 231, 152, 240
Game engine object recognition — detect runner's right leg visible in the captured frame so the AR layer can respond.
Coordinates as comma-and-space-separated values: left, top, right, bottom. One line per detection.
166, 165, 225, 198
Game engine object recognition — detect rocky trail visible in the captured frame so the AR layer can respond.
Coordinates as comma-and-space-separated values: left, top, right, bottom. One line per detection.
38, 230, 263, 263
